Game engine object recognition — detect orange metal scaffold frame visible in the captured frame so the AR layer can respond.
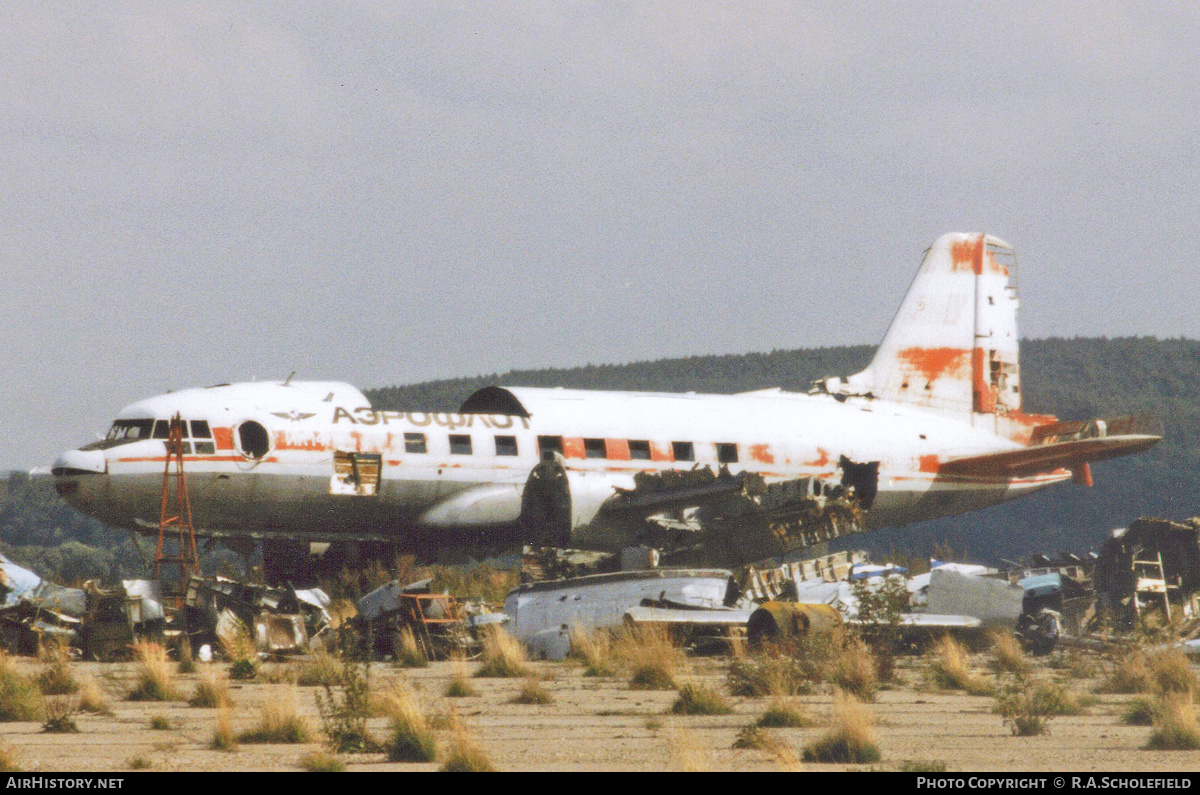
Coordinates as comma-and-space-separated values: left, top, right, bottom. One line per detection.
154, 414, 199, 586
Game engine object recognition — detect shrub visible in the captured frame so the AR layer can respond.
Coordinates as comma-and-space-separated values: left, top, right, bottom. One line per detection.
238, 689, 311, 744
41, 696, 79, 733
802, 691, 881, 764
733, 726, 785, 753
128, 643, 181, 702
126, 756, 151, 770
995, 676, 1056, 736
1145, 694, 1200, 750
670, 683, 733, 715
850, 574, 910, 682
512, 679, 552, 705
475, 628, 534, 679
229, 659, 257, 681
1122, 697, 1157, 726
728, 654, 811, 697
315, 659, 378, 753
36, 646, 78, 695
149, 714, 171, 730
1147, 649, 1198, 695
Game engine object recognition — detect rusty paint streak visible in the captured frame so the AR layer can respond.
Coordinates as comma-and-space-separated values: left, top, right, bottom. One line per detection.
898, 347, 970, 382
950, 237, 982, 273
918, 454, 940, 473
748, 443, 774, 464
648, 441, 674, 463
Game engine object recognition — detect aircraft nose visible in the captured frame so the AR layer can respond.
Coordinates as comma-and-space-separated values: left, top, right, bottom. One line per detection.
51, 449, 107, 477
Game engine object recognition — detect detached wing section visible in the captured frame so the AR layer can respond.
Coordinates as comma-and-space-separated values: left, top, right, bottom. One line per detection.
940, 415, 1162, 478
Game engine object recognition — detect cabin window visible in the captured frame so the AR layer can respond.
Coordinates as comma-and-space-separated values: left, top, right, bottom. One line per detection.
584, 438, 606, 459
153, 421, 171, 439
191, 420, 211, 439
449, 434, 473, 455
237, 421, 270, 459
495, 435, 518, 456
716, 443, 739, 464
629, 440, 651, 460
404, 433, 427, 454
194, 441, 215, 455
672, 441, 694, 462
538, 435, 564, 460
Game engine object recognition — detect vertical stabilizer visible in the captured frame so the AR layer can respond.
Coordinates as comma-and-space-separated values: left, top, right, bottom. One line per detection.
844, 233, 1029, 433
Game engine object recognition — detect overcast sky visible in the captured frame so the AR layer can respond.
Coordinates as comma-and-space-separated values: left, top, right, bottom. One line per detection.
2, 2, 1197, 471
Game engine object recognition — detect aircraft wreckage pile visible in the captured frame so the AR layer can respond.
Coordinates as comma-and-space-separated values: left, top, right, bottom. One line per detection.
3, 515, 1200, 662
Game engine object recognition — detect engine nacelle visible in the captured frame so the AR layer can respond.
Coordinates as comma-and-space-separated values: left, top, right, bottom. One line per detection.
518, 456, 633, 547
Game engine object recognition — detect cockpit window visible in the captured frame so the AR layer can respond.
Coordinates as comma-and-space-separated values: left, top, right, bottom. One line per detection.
106, 420, 154, 441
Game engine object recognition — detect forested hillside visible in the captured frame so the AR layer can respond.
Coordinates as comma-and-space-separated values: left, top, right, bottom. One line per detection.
3, 336, 1197, 581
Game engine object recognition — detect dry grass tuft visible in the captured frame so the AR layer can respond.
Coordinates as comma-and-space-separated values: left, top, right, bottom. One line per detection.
1096, 649, 1152, 694
395, 627, 429, 668
297, 649, 343, 687
570, 627, 618, 677
0, 652, 45, 721
670, 682, 733, 715
756, 699, 818, 728
190, 665, 231, 708
1147, 648, 1198, 695
210, 702, 237, 751
128, 643, 181, 702
832, 638, 878, 701
36, 645, 78, 695
76, 673, 112, 715
149, 714, 171, 730
475, 628, 534, 678
665, 726, 710, 772
0, 744, 20, 773
728, 651, 813, 697
440, 715, 496, 772
445, 661, 479, 698
990, 631, 1030, 675
1122, 696, 1157, 726
299, 751, 345, 772
382, 686, 437, 762
617, 626, 682, 691
41, 695, 79, 733
928, 636, 993, 695
802, 691, 881, 764
238, 688, 311, 744
512, 678, 552, 705
1145, 693, 1200, 750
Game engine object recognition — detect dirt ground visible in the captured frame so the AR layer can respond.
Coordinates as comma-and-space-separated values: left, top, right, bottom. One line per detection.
3, 650, 1199, 772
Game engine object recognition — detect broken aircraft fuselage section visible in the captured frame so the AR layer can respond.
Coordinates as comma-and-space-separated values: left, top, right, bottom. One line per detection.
52, 234, 1162, 567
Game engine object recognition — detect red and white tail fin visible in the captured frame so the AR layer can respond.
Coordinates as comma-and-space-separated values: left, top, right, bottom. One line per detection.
844, 233, 1037, 436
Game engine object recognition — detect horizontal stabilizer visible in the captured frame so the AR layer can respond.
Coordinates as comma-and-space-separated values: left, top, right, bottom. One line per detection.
940, 414, 1162, 477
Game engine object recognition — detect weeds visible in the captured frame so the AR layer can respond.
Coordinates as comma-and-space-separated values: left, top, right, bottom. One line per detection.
315, 659, 378, 753
41, 696, 79, 733
0, 652, 45, 721
299, 751, 345, 772
756, 699, 817, 728
728, 653, 811, 697
802, 691, 882, 764
990, 632, 1030, 675
382, 686, 437, 763
445, 664, 479, 698
189, 666, 230, 708
238, 688, 311, 743
440, 716, 495, 772
76, 673, 110, 715
994, 675, 1061, 736
832, 638, 879, 701
127, 643, 181, 702
1122, 697, 1157, 726
149, 714, 171, 730
36, 646, 78, 695
670, 682, 733, 715
475, 628, 534, 678
1145, 693, 1200, 750
297, 649, 343, 687
512, 678, 552, 705
394, 628, 428, 668
210, 703, 237, 751
570, 627, 617, 677
665, 726, 710, 772
126, 756, 151, 770
928, 636, 993, 695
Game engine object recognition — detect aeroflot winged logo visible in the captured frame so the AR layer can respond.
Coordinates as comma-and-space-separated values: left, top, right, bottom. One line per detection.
270, 411, 317, 422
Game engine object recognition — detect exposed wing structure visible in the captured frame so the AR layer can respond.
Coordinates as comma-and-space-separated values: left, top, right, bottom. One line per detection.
940, 414, 1162, 477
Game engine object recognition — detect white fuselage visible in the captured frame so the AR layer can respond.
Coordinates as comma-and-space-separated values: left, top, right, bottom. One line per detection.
51, 380, 1071, 551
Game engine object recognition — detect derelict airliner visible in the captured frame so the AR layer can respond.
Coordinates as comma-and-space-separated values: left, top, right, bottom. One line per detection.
51, 233, 1161, 572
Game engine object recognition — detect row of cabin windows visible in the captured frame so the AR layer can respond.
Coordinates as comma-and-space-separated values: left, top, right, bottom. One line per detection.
103, 418, 216, 455
399, 432, 739, 464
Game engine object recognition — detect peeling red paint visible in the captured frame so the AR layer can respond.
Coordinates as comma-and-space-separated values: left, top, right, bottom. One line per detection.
562, 437, 586, 459
274, 432, 327, 452
606, 439, 631, 461
918, 454, 940, 473
950, 237, 982, 273
748, 443, 774, 464
972, 347, 995, 414
649, 441, 674, 462
213, 427, 234, 451
898, 347, 970, 382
